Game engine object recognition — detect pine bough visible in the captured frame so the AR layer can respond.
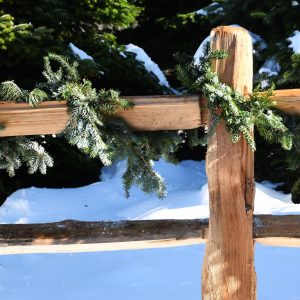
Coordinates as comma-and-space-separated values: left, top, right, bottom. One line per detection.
0, 46, 292, 198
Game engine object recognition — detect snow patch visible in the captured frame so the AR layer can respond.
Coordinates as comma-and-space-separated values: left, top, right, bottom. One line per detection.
193, 36, 211, 64
69, 43, 93, 61
196, 3, 223, 16
125, 44, 170, 88
288, 30, 300, 53
0, 159, 298, 224
124, 44, 180, 94
260, 79, 270, 89
259, 57, 281, 76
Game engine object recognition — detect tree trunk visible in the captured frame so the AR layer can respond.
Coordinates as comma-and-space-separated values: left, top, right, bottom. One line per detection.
202, 26, 256, 300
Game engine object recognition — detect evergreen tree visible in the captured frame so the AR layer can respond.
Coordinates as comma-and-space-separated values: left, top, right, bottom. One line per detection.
0, 0, 165, 203
0, 0, 163, 94
117, 0, 212, 80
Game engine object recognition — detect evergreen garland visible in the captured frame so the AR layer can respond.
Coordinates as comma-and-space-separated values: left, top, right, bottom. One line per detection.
176, 43, 293, 151
0, 54, 181, 198
0, 44, 293, 199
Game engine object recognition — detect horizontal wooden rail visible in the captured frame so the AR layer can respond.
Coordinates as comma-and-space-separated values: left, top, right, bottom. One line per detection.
0, 219, 208, 255
271, 89, 300, 115
1, 89, 300, 138
254, 215, 300, 248
1, 215, 300, 254
0, 95, 201, 137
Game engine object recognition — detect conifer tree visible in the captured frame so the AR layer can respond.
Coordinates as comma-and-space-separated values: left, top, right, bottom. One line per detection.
0, 0, 165, 203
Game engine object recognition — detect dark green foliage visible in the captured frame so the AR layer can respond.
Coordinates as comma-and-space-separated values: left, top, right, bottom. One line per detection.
117, 0, 212, 71
0, 0, 171, 202
0, 14, 31, 50
279, 54, 300, 87
176, 43, 292, 151
75, 39, 165, 95
0, 1, 163, 95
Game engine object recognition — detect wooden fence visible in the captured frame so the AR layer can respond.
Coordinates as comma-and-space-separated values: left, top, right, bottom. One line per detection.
2, 26, 300, 299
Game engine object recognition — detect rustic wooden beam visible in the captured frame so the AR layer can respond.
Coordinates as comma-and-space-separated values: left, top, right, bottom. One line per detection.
0, 219, 209, 246
254, 215, 300, 238
1, 89, 300, 138
271, 89, 300, 115
1, 215, 300, 254
0, 95, 201, 137
254, 215, 300, 248
202, 26, 256, 300
0, 219, 208, 255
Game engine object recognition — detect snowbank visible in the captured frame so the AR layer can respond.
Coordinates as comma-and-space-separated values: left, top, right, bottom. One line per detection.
1, 160, 300, 300
0, 159, 297, 224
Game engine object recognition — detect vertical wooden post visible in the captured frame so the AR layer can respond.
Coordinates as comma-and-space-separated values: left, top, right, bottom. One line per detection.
202, 26, 256, 299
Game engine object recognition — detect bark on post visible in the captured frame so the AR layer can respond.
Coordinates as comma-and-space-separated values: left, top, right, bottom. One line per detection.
202, 26, 256, 299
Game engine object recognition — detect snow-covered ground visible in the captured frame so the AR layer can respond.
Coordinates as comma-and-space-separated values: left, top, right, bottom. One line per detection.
1, 159, 300, 299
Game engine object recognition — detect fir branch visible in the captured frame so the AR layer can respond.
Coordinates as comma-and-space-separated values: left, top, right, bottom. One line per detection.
38, 54, 181, 198
176, 43, 293, 151
0, 81, 23, 101
25, 88, 48, 107
0, 137, 53, 177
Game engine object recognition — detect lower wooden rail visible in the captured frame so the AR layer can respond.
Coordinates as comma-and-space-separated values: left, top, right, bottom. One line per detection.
0, 215, 299, 254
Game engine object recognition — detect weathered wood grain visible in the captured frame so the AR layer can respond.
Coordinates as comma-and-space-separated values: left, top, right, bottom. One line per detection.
1, 89, 300, 138
0, 219, 209, 246
1, 215, 300, 254
0, 219, 208, 255
202, 26, 256, 300
0, 95, 201, 137
254, 214, 300, 248
271, 89, 300, 115
254, 215, 300, 238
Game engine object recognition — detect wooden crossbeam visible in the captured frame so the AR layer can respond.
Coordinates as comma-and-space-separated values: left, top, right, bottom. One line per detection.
0, 89, 300, 138
253, 215, 300, 247
0, 95, 201, 137
271, 89, 300, 115
0, 219, 208, 255
0, 215, 300, 254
